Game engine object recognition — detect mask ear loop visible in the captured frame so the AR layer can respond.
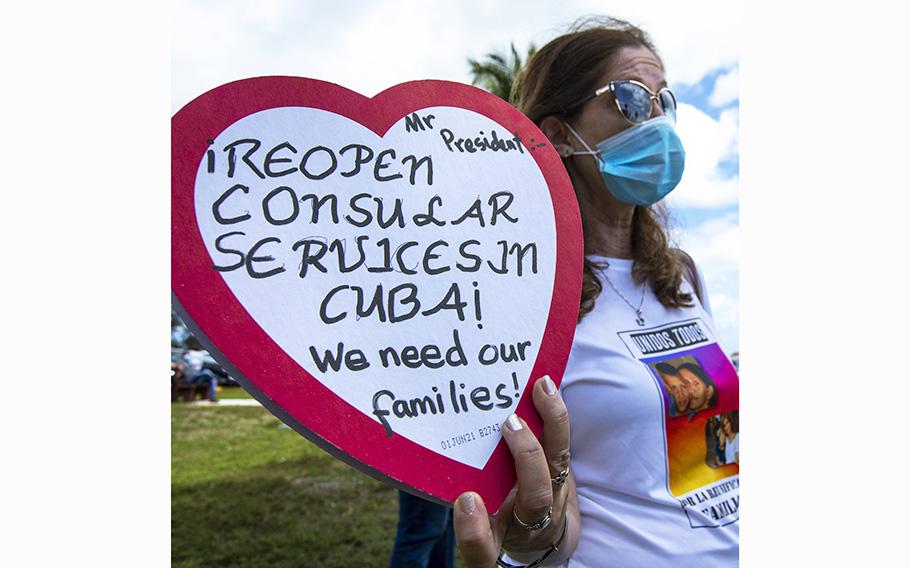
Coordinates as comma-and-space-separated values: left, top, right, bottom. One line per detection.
563, 122, 603, 167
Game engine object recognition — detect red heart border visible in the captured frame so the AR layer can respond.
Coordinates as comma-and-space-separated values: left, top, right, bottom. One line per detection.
172, 76, 583, 512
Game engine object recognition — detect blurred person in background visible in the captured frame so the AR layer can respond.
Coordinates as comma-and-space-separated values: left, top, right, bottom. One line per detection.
181, 348, 219, 402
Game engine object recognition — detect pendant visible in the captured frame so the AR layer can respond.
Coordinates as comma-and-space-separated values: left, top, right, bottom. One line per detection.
636, 310, 645, 327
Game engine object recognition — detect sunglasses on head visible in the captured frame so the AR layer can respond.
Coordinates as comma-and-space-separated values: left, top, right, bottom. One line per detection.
566, 80, 678, 125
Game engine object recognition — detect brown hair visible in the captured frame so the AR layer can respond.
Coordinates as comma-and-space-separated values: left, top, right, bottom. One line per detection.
515, 17, 694, 321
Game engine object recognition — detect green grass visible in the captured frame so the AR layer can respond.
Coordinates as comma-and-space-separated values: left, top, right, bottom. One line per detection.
172, 403, 402, 567
215, 385, 255, 399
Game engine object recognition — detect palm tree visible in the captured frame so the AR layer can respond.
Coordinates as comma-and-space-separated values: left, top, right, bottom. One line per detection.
468, 42, 537, 104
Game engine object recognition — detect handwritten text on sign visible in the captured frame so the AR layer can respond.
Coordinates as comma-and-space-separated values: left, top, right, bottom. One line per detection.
194, 106, 556, 468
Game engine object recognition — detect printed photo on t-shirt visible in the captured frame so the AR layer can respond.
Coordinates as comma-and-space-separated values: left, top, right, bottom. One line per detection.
648, 355, 718, 419
705, 411, 739, 468
618, 318, 740, 527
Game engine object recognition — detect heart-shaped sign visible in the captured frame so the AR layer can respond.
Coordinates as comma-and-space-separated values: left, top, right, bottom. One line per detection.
172, 76, 583, 512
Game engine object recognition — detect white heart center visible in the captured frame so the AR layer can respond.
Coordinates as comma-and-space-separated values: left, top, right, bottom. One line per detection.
193, 105, 556, 468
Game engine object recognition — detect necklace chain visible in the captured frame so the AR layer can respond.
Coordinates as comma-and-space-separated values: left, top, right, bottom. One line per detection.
602, 262, 647, 326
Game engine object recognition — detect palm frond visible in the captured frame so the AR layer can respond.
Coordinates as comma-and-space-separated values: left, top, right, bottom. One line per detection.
467, 41, 537, 103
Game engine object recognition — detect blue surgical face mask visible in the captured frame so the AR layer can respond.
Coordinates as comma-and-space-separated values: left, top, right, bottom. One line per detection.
564, 116, 686, 206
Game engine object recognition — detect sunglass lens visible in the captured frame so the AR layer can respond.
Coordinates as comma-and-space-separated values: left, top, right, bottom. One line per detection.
613, 82, 652, 124
659, 90, 678, 124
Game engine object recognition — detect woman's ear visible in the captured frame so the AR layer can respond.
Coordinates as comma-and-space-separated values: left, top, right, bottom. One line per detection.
539, 116, 575, 158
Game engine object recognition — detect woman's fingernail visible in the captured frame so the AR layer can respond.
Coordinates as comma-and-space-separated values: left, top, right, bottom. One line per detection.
542, 376, 556, 396
460, 492, 476, 515
507, 414, 523, 431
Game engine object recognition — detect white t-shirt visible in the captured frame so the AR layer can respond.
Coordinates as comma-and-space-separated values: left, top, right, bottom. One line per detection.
559, 256, 739, 567
181, 350, 206, 378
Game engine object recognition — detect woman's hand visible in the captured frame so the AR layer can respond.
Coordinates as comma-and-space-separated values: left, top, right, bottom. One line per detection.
453, 376, 579, 567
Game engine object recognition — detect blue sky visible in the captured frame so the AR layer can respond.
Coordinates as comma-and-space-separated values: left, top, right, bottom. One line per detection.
669, 65, 740, 352
173, 0, 740, 352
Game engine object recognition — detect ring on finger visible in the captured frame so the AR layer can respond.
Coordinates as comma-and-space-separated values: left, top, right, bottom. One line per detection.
551, 467, 569, 487
513, 505, 552, 531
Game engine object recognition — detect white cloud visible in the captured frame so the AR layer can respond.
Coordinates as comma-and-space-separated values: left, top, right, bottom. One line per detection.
173, 0, 738, 110
676, 213, 740, 352
568, 0, 740, 86
668, 104, 739, 209
709, 66, 739, 107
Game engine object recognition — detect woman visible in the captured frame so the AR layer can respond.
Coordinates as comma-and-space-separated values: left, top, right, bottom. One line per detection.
453, 18, 739, 567
677, 362, 719, 415
718, 413, 740, 465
